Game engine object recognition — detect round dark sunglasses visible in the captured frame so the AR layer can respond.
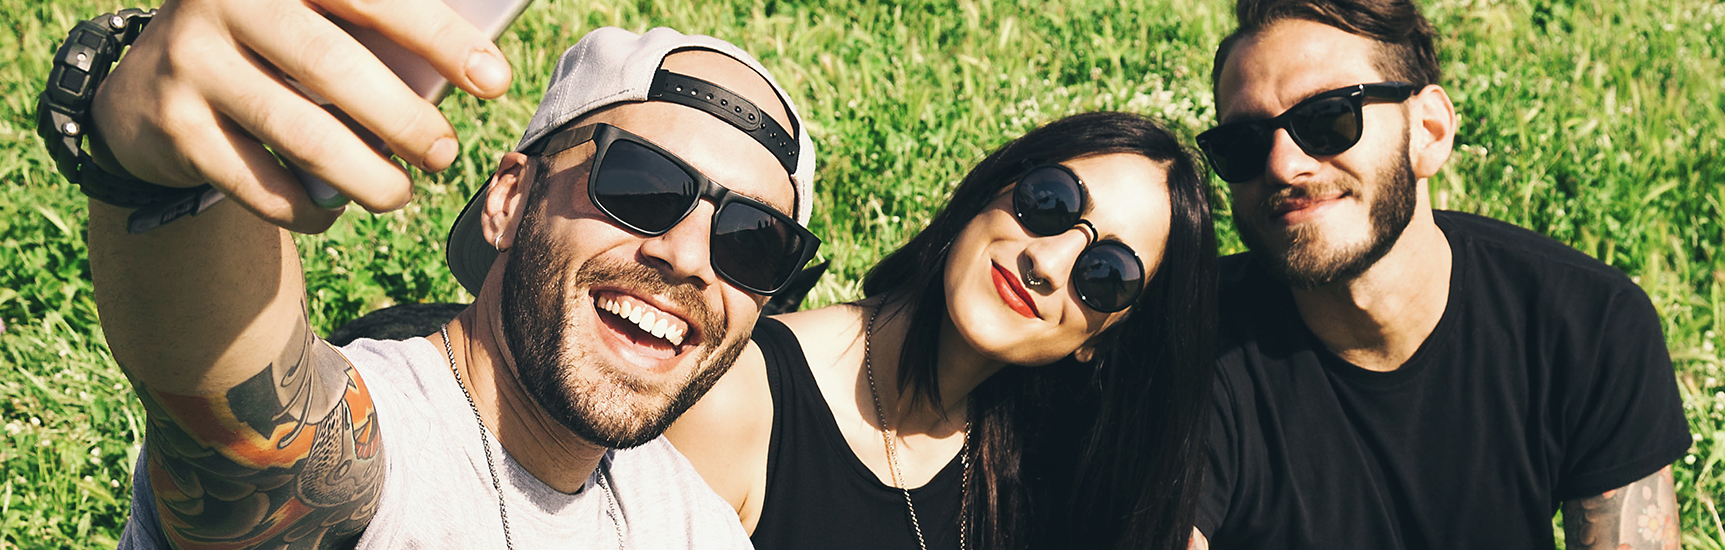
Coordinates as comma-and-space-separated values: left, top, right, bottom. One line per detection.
522, 123, 821, 295
1196, 81, 1419, 183
1010, 164, 1146, 313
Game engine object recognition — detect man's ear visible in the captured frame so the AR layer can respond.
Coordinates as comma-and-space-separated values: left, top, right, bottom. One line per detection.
1408, 84, 1457, 180
483, 152, 536, 252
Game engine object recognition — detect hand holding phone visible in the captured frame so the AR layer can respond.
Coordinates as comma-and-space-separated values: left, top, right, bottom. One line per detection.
296, 0, 535, 208
94, 0, 522, 233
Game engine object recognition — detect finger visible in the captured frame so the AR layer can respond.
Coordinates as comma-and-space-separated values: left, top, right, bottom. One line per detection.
226, 1, 459, 174
180, 108, 345, 233
310, 0, 513, 99
200, 45, 416, 214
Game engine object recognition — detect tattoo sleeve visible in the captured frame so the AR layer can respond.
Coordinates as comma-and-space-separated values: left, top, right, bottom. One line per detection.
134, 314, 385, 549
1561, 466, 1681, 550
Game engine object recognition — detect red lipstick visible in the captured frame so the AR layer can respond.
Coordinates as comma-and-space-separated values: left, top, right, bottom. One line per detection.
991, 262, 1040, 319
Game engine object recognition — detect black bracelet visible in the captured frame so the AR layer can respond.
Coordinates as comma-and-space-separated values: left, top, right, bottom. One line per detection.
35, 8, 216, 227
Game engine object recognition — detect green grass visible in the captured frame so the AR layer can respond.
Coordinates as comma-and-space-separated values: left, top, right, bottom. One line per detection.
1, 0, 1721, 547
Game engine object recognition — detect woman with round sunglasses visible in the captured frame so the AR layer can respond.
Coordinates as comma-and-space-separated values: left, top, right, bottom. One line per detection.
664, 111, 1218, 550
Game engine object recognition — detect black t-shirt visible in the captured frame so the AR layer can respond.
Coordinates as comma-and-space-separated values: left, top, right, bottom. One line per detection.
1197, 211, 1690, 550
748, 317, 966, 550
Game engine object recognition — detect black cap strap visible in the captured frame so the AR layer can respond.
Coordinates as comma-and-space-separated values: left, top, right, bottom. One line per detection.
647, 70, 799, 174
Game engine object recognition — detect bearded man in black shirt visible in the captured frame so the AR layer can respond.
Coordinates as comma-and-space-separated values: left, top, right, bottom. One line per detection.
1188, 1, 1691, 548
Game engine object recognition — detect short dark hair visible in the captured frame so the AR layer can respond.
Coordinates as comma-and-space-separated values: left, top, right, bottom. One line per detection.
1212, 0, 1441, 92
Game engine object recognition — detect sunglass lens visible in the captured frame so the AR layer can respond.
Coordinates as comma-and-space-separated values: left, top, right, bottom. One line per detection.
712, 203, 803, 293
1203, 123, 1274, 183
1013, 167, 1083, 236
593, 140, 699, 233
1287, 96, 1361, 155
1072, 242, 1144, 313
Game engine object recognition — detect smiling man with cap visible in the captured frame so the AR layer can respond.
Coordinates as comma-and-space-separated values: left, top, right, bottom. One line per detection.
73, 4, 817, 546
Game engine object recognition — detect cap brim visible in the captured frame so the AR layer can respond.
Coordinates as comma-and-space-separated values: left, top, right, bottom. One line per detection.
445, 181, 498, 295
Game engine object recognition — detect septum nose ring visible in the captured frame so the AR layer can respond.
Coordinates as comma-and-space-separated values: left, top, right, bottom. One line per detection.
1023, 271, 1048, 288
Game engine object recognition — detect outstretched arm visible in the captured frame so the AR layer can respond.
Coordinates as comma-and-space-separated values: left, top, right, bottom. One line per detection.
1561, 466, 1681, 550
83, 0, 512, 545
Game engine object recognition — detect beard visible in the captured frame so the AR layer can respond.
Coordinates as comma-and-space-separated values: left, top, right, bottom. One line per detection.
498, 196, 749, 449
1235, 139, 1418, 290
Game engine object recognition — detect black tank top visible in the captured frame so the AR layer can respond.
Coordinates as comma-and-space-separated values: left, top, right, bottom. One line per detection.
749, 317, 966, 550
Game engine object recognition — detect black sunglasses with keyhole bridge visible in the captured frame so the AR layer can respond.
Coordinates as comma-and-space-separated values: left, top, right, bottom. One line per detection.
1011, 164, 1146, 313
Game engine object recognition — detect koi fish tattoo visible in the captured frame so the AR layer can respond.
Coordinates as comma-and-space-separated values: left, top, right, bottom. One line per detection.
135, 315, 385, 549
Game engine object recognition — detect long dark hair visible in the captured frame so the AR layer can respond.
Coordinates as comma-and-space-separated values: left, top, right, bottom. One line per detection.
862, 111, 1218, 550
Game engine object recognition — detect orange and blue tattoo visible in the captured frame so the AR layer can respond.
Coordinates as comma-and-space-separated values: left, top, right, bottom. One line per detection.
1563, 466, 1681, 550
133, 319, 385, 549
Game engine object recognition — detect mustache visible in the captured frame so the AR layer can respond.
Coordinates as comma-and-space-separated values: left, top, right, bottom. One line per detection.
1256, 178, 1360, 215
570, 256, 726, 346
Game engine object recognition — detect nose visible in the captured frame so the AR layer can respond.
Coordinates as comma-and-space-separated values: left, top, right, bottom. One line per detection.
1021, 225, 1092, 294
1262, 128, 1322, 185
638, 201, 720, 290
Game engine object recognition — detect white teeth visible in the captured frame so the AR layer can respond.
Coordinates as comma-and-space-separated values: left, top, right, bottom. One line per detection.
597, 294, 688, 347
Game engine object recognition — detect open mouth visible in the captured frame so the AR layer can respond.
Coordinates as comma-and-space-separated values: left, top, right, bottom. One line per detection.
990, 262, 1040, 319
592, 291, 694, 360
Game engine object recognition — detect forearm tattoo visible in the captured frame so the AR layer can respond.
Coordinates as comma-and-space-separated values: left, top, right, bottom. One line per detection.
134, 316, 385, 549
1562, 466, 1681, 550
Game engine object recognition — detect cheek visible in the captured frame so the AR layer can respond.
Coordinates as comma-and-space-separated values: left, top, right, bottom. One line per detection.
943, 220, 993, 287
717, 288, 766, 341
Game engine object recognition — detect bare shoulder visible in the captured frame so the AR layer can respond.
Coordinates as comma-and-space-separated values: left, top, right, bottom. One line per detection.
773, 303, 868, 373
668, 339, 774, 445
135, 313, 385, 549
664, 338, 774, 525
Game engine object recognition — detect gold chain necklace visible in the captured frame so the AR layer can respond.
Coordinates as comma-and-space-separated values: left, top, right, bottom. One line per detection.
439, 326, 625, 550
861, 305, 970, 550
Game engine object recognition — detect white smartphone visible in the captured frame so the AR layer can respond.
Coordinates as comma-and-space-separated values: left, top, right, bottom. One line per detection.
295, 0, 537, 208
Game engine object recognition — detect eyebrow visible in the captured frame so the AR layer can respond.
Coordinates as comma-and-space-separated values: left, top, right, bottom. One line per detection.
724, 176, 796, 216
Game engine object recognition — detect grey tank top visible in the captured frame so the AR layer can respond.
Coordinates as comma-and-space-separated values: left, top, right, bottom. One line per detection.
118, 337, 751, 549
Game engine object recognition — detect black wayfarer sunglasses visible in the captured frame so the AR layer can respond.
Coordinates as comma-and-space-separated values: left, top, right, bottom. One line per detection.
1196, 81, 1420, 183
1011, 164, 1146, 313
522, 123, 821, 295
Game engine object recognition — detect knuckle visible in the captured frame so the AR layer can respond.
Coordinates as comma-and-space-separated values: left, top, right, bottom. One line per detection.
293, 37, 360, 86
386, 103, 450, 152
326, 0, 401, 24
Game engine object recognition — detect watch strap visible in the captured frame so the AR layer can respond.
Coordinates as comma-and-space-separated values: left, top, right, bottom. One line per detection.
36, 8, 210, 214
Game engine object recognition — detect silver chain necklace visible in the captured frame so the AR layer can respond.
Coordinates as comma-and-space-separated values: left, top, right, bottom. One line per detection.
861, 305, 971, 550
439, 326, 626, 550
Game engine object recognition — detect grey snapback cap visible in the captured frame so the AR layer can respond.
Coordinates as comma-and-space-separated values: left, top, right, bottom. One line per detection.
445, 27, 816, 294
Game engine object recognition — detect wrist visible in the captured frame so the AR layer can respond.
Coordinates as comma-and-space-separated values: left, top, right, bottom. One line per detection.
36, 8, 221, 232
